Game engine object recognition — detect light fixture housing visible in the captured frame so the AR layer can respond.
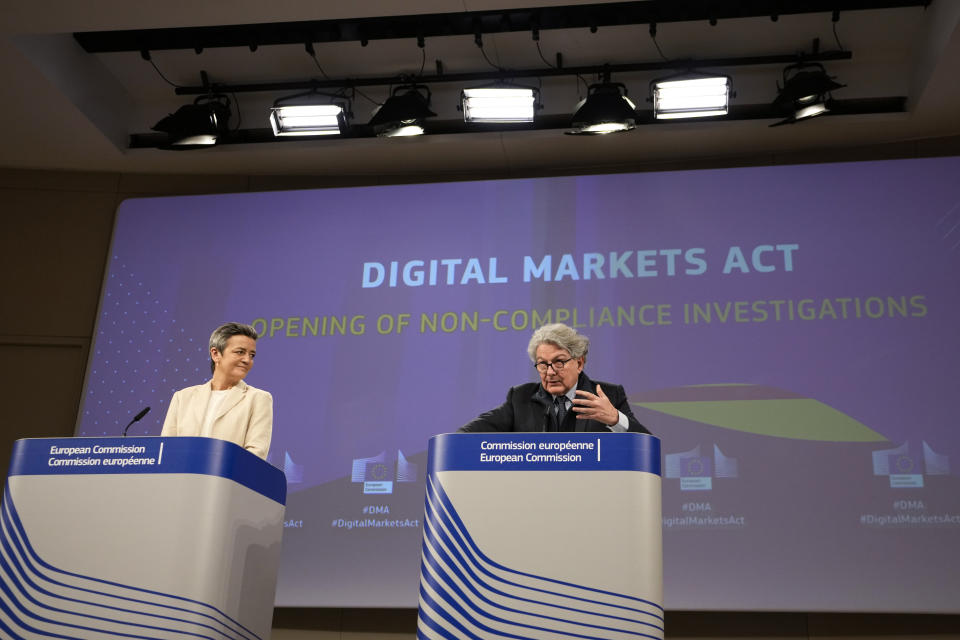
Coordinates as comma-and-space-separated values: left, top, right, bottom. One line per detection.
568, 82, 637, 135
269, 90, 349, 136
151, 95, 231, 148
270, 104, 347, 136
652, 72, 731, 119
771, 63, 844, 126
460, 86, 538, 123
368, 85, 436, 137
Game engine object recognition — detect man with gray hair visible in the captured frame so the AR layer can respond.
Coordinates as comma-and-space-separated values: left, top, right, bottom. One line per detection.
460, 323, 648, 433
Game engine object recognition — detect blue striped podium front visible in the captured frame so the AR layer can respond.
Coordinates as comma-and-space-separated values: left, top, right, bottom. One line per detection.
417, 432, 663, 640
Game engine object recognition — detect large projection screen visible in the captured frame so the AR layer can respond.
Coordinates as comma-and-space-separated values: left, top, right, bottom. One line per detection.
78, 157, 960, 612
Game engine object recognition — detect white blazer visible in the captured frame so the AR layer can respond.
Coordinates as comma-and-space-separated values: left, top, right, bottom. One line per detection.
160, 379, 272, 459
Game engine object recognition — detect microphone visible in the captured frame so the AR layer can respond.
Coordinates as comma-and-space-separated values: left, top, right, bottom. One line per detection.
122, 407, 151, 437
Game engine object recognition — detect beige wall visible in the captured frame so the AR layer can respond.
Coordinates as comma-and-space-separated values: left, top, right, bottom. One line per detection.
2, 146, 959, 637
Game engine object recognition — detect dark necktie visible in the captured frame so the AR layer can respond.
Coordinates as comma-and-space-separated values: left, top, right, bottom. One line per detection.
554, 395, 568, 431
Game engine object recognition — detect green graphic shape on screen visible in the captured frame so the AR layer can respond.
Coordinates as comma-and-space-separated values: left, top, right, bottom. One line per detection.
632, 384, 887, 442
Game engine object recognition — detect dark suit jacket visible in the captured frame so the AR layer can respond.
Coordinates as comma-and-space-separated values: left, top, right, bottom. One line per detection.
459, 372, 649, 434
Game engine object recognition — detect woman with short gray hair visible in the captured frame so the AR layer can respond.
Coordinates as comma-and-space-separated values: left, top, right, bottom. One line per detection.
161, 322, 273, 459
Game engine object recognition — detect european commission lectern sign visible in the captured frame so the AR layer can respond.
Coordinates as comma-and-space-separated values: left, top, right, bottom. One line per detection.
418, 432, 663, 640
0, 437, 286, 640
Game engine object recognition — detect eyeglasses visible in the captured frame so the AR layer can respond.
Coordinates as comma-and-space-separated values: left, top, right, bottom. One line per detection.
534, 358, 573, 374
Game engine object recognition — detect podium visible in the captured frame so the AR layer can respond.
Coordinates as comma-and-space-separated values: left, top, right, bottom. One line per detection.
417, 432, 663, 640
0, 436, 286, 640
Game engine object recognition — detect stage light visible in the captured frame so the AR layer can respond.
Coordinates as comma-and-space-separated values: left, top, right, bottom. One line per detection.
151, 95, 231, 148
380, 124, 426, 137
652, 73, 731, 119
368, 85, 436, 137
794, 103, 829, 120
771, 63, 844, 126
568, 83, 636, 135
460, 86, 538, 123
269, 103, 347, 136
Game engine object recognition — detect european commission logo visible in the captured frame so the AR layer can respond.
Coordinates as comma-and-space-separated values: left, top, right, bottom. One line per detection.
665, 444, 738, 491
872, 441, 950, 488
351, 450, 418, 494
